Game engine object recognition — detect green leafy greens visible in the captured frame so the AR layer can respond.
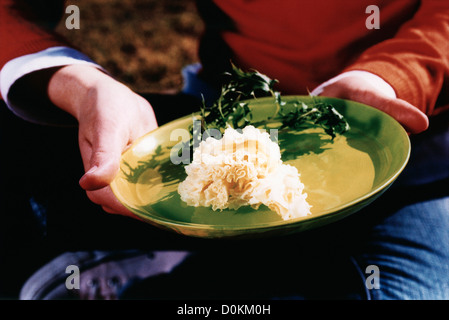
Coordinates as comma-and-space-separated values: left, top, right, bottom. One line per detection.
197, 64, 350, 140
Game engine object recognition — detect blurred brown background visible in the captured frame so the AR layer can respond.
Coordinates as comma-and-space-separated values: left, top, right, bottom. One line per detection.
56, 0, 204, 93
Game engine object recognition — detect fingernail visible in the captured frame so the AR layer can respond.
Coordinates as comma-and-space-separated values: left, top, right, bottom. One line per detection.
86, 165, 98, 174
79, 166, 98, 190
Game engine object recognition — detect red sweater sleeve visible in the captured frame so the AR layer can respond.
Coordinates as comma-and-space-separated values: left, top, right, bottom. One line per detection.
0, 0, 68, 71
345, 0, 449, 116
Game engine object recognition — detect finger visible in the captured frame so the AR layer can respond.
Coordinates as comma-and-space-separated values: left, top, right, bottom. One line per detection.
79, 126, 126, 191
78, 137, 93, 174
377, 97, 429, 134
101, 205, 144, 221
320, 85, 429, 134
346, 91, 429, 134
86, 187, 142, 220
79, 149, 121, 190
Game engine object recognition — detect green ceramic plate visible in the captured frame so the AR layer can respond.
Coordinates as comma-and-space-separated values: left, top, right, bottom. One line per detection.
110, 96, 410, 239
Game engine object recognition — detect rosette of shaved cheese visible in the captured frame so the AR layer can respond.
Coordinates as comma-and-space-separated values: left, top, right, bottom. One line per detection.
177, 126, 311, 220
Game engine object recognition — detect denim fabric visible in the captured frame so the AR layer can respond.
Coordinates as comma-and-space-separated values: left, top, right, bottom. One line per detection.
352, 114, 449, 299
354, 196, 449, 300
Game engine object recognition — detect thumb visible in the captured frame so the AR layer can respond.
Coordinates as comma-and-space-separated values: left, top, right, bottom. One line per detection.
320, 82, 429, 134
79, 148, 122, 191
380, 97, 429, 134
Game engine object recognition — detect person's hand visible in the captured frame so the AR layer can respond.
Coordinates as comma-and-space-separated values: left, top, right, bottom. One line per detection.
318, 75, 429, 134
48, 65, 158, 218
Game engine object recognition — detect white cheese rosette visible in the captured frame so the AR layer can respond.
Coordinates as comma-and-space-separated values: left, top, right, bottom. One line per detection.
178, 126, 311, 220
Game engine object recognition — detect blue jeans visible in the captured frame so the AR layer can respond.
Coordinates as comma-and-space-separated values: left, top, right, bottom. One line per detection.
351, 116, 449, 299
355, 195, 449, 299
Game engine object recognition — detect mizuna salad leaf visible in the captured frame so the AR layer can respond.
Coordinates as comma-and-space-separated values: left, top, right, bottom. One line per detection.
198, 64, 350, 140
